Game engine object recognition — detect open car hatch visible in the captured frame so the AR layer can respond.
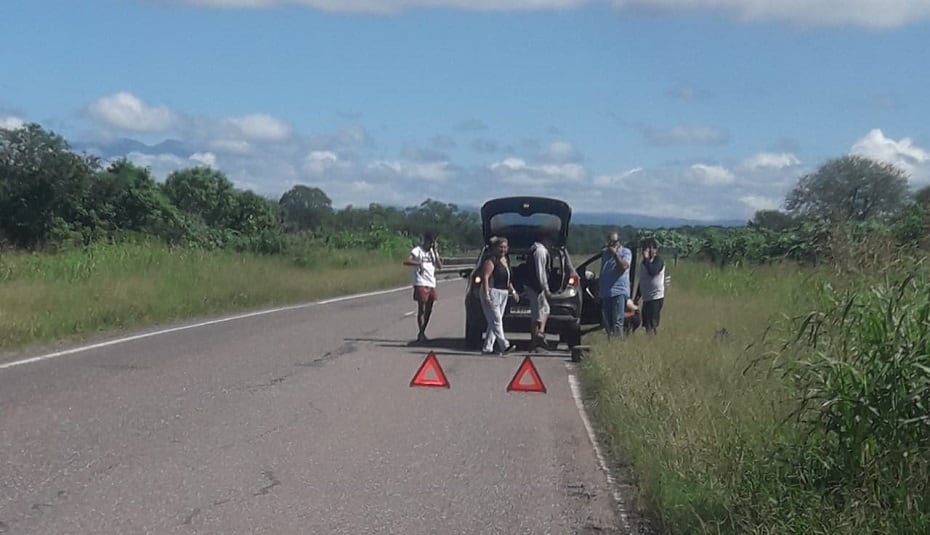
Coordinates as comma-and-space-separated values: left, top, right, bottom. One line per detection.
480, 197, 572, 249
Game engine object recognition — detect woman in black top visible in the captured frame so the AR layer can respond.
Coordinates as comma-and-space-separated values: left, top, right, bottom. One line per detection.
480, 236, 519, 355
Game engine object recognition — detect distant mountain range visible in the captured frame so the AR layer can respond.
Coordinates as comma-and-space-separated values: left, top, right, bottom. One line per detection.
571, 211, 746, 229
458, 204, 746, 229
73, 138, 191, 159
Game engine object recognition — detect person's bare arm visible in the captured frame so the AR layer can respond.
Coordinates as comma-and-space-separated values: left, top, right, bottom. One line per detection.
481, 259, 494, 303
610, 247, 629, 272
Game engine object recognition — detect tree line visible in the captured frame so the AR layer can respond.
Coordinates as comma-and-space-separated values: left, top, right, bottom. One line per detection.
0, 123, 482, 256
688, 155, 930, 266
3, 122, 928, 266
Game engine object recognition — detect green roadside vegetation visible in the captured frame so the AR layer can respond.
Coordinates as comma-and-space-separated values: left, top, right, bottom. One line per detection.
0, 240, 409, 355
582, 230, 930, 533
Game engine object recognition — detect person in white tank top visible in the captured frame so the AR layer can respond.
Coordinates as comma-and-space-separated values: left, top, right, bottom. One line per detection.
403, 231, 443, 343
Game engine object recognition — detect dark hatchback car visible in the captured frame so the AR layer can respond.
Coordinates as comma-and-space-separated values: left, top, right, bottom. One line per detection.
462, 196, 604, 351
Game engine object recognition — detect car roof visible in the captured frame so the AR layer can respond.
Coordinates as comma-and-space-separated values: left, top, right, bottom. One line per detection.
480, 196, 572, 250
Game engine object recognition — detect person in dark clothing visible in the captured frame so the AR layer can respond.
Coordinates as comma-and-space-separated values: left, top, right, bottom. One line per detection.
634, 237, 666, 334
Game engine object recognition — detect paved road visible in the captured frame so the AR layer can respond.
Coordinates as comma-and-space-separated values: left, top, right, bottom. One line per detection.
0, 279, 633, 534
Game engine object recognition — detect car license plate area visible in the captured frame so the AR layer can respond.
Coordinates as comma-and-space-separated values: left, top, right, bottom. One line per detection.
509, 306, 531, 315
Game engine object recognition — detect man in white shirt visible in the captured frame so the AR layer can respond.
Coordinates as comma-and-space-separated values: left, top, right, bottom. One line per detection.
403, 231, 443, 343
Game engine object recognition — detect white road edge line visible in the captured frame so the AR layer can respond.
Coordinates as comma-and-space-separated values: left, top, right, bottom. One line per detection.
567, 367, 633, 532
1, 279, 461, 371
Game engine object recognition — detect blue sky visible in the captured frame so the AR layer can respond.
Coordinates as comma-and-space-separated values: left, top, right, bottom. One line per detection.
2, 0, 929, 222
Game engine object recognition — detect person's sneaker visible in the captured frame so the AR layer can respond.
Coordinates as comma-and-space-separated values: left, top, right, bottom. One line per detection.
502, 342, 516, 354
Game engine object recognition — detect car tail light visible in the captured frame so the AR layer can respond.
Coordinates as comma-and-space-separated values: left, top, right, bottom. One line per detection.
567, 272, 579, 287
473, 275, 482, 285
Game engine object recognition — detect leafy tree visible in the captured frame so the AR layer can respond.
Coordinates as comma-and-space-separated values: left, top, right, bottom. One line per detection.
228, 190, 280, 235
785, 155, 909, 223
162, 167, 238, 228
914, 185, 930, 207
403, 199, 455, 234
92, 158, 187, 240
279, 185, 332, 231
0, 123, 101, 247
402, 199, 482, 251
749, 209, 797, 231
366, 203, 406, 230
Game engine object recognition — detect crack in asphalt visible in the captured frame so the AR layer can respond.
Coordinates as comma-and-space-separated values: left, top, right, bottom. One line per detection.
295, 341, 358, 368
182, 507, 201, 526
246, 413, 307, 444
30, 503, 52, 513
307, 401, 324, 415
253, 470, 281, 496
91, 363, 151, 371
567, 482, 597, 500
180, 498, 233, 528
250, 372, 293, 390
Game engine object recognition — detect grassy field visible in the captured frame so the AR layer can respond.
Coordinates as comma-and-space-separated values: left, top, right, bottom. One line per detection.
0, 241, 410, 356
582, 259, 930, 534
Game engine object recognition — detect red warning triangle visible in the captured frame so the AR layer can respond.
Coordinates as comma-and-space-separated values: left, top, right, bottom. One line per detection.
507, 356, 547, 393
410, 351, 450, 388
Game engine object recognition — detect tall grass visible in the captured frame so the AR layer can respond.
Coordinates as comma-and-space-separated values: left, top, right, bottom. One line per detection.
0, 240, 409, 354
582, 259, 930, 533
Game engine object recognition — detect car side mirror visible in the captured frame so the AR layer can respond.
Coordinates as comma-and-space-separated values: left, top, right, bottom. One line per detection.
584, 270, 595, 280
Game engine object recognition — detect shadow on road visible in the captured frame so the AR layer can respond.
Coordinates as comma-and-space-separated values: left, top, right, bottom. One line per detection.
344, 336, 572, 360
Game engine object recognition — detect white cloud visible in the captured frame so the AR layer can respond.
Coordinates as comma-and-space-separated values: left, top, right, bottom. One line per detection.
88, 92, 176, 132
579, 163, 795, 222
306, 126, 372, 151
541, 141, 580, 163
592, 167, 642, 188
644, 126, 726, 146
490, 157, 586, 186
490, 157, 527, 171
209, 139, 253, 154
224, 114, 292, 142
690, 164, 736, 185
303, 150, 345, 175
190, 152, 218, 167
740, 152, 801, 170
168, 0, 930, 26
122, 151, 214, 178
368, 159, 452, 182
740, 194, 780, 212
0, 116, 25, 130
610, 0, 930, 28
850, 129, 930, 180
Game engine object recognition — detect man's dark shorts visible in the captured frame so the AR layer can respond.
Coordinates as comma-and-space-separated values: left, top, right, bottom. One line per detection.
413, 286, 438, 303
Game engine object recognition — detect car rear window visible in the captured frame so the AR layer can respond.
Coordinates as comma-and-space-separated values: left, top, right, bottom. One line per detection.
488, 212, 562, 247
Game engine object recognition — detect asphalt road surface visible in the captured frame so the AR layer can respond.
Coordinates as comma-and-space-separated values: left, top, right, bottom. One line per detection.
0, 278, 639, 534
